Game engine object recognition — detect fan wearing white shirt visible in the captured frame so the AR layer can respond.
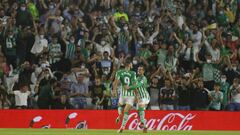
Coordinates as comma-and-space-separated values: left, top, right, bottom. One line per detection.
176, 9, 185, 30
11, 84, 30, 109
31, 21, 48, 57
202, 30, 220, 62
173, 33, 195, 72
204, 39, 220, 62
192, 37, 203, 60
94, 38, 114, 56
143, 18, 161, 45
185, 23, 202, 61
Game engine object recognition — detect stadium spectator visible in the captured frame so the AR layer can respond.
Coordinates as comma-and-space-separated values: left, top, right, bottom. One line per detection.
209, 83, 224, 111
160, 78, 176, 110
191, 79, 210, 110
227, 78, 240, 111
101, 74, 112, 110
220, 74, 230, 110
11, 83, 30, 109
0, 0, 239, 111
15, 3, 33, 28
90, 77, 106, 109
148, 77, 161, 110
30, 21, 48, 64
69, 74, 90, 109
195, 52, 217, 91
100, 51, 113, 76
51, 82, 71, 109
176, 73, 193, 110
0, 86, 10, 109
223, 62, 240, 85
37, 78, 57, 109
48, 36, 62, 64
3, 29, 18, 68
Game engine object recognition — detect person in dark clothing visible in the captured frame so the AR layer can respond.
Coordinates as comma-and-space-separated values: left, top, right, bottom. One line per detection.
17, 26, 35, 64
51, 57, 72, 73
223, 63, 240, 85
3, 30, 18, 68
191, 79, 210, 110
37, 78, 57, 109
90, 77, 106, 109
15, 3, 33, 28
176, 74, 192, 110
51, 83, 72, 109
160, 79, 176, 110
148, 77, 161, 110
18, 61, 34, 85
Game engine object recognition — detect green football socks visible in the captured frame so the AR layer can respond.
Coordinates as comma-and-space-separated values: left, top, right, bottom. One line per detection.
118, 106, 123, 115
121, 111, 129, 127
138, 107, 146, 128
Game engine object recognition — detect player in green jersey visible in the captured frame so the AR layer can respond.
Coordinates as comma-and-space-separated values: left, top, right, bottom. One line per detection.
128, 65, 150, 133
112, 59, 137, 133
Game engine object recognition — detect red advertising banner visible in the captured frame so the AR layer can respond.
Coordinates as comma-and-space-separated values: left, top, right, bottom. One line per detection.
0, 110, 240, 130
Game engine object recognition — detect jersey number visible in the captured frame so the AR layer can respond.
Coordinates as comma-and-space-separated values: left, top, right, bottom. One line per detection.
124, 77, 130, 86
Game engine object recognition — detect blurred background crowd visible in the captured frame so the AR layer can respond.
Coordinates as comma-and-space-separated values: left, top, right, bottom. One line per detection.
0, 0, 240, 111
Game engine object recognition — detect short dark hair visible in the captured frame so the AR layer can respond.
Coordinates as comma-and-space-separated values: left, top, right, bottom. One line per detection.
138, 64, 145, 70
19, 83, 28, 89
124, 58, 132, 66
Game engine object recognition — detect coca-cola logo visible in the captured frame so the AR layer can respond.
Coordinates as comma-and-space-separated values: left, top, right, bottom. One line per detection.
127, 113, 196, 131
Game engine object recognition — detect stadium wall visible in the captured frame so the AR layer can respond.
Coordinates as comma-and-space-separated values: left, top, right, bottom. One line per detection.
0, 110, 240, 130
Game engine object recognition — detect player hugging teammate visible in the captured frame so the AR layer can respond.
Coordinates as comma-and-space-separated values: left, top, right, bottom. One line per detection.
112, 59, 150, 133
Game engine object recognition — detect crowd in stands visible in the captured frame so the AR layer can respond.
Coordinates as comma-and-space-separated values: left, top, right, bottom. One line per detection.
0, 0, 240, 111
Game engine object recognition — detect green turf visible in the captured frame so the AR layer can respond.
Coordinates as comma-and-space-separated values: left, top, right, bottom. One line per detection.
0, 129, 240, 135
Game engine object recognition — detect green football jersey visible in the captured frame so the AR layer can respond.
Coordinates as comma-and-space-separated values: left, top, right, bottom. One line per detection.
115, 69, 137, 96
136, 76, 150, 100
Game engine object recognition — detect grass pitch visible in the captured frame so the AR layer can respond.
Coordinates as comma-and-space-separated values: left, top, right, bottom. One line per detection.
0, 129, 240, 135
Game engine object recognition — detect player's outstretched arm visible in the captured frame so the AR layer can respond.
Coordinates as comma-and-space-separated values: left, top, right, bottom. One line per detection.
128, 81, 142, 91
